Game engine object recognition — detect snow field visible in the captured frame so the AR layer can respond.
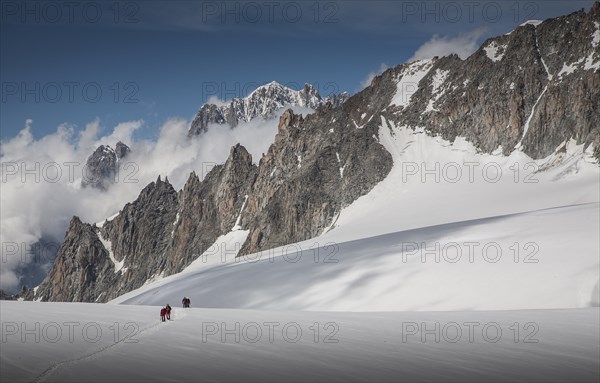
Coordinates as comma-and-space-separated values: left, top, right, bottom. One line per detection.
1, 302, 598, 382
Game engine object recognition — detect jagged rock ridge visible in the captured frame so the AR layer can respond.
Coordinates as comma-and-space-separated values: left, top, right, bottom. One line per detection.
383, 4, 600, 159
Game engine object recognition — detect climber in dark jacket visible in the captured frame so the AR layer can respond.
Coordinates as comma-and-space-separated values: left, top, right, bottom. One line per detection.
165, 304, 172, 320
160, 307, 167, 322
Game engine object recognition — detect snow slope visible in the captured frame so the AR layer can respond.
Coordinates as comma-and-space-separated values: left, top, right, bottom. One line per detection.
111, 203, 599, 312
390, 60, 434, 108
1, 302, 598, 382
110, 120, 599, 312
325, 119, 599, 243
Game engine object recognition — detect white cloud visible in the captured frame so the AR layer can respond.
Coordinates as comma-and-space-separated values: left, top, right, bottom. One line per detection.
206, 95, 230, 107
360, 63, 389, 89
0, 105, 315, 292
98, 120, 143, 147
77, 119, 101, 151
409, 28, 489, 62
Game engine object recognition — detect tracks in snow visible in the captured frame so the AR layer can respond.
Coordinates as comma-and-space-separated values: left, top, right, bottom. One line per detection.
30, 310, 189, 383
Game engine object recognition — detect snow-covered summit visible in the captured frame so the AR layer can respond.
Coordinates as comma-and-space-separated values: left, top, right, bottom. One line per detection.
188, 81, 348, 136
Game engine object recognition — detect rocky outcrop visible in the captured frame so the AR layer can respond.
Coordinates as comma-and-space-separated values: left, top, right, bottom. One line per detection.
99, 176, 179, 292
34, 217, 118, 302
0, 286, 33, 301
34, 147, 259, 302
239, 103, 391, 254
188, 82, 349, 136
82, 141, 131, 190
165, 144, 258, 274
384, 5, 600, 159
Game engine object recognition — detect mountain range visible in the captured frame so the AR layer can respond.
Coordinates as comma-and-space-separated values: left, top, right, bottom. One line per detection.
29, 3, 600, 303
188, 82, 349, 136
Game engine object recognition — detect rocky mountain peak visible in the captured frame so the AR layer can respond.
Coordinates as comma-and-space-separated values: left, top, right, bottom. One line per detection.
275, 109, 304, 145
302, 82, 317, 92
592, 1, 600, 15
114, 141, 131, 159
226, 143, 253, 167
247, 80, 285, 97
278, 108, 303, 129
184, 170, 200, 188
137, 175, 176, 203
34, 215, 116, 302
81, 141, 131, 190
188, 81, 348, 137
69, 215, 84, 229
380, 2, 599, 159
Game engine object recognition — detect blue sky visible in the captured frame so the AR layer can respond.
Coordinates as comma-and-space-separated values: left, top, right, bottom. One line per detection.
1, 0, 596, 141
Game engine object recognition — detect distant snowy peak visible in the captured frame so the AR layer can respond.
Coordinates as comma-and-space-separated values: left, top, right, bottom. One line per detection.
188, 81, 349, 136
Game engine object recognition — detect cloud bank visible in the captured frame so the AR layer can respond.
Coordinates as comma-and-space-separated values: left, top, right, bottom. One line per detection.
409, 28, 489, 61
0, 105, 313, 292
360, 63, 389, 89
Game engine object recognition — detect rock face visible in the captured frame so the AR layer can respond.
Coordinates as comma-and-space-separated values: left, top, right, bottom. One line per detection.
164, 144, 258, 275
385, 5, 600, 159
99, 176, 179, 293
0, 286, 33, 301
188, 81, 349, 136
35, 217, 118, 302
82, 141, 131, 190
34, 151, 259, 302
34, 4, 600, 302
240, 103, 391, 254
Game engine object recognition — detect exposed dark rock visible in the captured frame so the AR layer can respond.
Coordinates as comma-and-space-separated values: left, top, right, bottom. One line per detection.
385, 6, 599, 159
82, 141, 131, 190
34, 217, 118, 302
